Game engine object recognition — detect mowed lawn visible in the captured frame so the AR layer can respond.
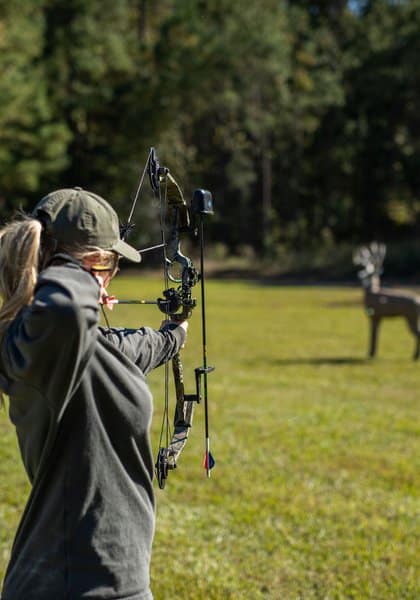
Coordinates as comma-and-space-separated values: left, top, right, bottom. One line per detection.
0, 277, 419, 599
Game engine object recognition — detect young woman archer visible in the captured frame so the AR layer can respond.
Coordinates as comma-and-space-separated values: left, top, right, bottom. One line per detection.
0, 187, 187, 600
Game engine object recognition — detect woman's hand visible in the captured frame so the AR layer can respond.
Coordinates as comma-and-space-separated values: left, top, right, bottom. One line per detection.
160, 319, 188, 347
175, 320, 188, 334
92, 273, 116, 310
82, 253, 119, 310
160, 319, 188, 332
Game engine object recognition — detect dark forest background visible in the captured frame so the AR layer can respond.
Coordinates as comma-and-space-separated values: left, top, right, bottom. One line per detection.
1, 0, 419, 278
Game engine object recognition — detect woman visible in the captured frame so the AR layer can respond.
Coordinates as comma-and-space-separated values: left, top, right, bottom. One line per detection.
0, 188, 187, 600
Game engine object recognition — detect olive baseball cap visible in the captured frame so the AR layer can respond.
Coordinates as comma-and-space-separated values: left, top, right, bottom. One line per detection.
32, 187, 141, 263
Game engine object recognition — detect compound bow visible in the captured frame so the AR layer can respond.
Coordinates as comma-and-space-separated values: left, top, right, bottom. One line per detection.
119, 147, 215, 489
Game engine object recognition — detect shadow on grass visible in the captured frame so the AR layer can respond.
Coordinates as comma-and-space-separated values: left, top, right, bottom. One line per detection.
324, 300, 361, 307
270, 357, 368, 366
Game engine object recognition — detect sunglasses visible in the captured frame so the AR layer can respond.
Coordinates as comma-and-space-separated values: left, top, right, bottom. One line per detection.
90, 253, 120, 274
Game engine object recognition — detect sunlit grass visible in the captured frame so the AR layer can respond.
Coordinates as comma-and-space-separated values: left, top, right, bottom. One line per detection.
0, 277, 418, 598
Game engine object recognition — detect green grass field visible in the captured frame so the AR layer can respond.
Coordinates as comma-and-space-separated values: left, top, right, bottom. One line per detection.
0, 277, 419, 599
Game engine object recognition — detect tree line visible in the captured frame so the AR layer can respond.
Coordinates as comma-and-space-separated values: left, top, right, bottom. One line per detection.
0, 0, 419, 268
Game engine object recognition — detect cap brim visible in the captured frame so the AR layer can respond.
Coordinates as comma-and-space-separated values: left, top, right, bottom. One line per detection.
112, 239, 142, 263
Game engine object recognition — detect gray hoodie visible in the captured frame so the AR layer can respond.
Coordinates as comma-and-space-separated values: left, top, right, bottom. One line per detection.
0, 260, 185, 600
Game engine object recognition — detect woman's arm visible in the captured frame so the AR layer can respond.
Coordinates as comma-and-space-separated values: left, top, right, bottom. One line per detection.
99, 322, 187, 376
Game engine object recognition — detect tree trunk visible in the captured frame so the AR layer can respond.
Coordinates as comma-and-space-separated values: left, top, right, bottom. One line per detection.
261, 147, 272, 255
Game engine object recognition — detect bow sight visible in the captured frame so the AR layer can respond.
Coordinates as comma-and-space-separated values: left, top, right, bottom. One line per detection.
154, 188, 214, 321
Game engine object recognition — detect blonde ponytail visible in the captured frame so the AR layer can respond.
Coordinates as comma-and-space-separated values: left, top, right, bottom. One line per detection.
0, 217, 42, 336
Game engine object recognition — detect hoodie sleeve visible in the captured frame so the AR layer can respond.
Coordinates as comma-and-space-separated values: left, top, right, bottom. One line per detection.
1, 262, 100, 416
98, 324, 186, 376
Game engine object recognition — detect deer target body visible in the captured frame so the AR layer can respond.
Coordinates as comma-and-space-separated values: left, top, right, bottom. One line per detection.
353, 242, 420, 360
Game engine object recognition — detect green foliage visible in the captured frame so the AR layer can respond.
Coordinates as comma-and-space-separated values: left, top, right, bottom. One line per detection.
1, 278, 419, 598
0, 3, 70, 209
0, 1, 420, 256
41, 0, 146, 189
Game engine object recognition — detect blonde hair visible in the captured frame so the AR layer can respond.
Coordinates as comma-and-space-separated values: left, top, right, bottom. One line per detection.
0, 216, 42, 335
0, 217, 40, 407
